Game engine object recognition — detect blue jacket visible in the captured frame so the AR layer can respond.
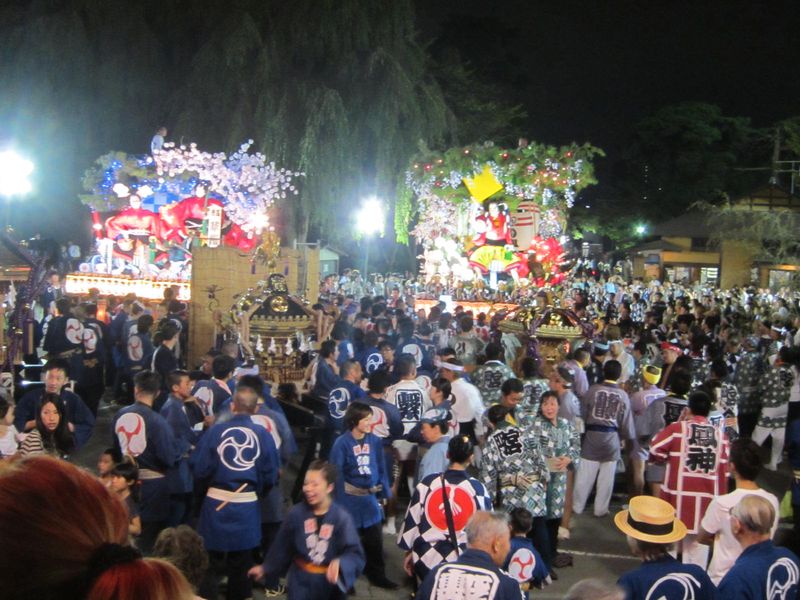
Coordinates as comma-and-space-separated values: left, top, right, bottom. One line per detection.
16, 388, 95, 448
417, 548, 523, 600
618, 555, 718, 600
190, 413, 279, 551
112, 402, 181, 521
330, 431, 390, 529
160, 395, 204, 494
327, 380, 366, 434
718, 540, 799, 600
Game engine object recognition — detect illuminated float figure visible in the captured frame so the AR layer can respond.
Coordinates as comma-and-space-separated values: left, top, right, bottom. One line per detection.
160, 183, 257, 252
104, 193, 166, 274
468, 199, 525, 286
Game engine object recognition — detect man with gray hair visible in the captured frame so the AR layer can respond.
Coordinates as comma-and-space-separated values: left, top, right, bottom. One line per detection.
415, 511, 523, 599
718, 495, 800, 599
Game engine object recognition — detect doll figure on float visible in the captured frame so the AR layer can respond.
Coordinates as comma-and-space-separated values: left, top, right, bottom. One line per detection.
467, 198, 526, 287
160, 183, 257, 251
104, 193, 167, 273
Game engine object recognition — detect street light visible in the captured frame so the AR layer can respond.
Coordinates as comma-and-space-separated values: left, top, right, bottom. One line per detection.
356, 196, 384, 276
635, 223, 647, 236
0, 150, 34, 197
0, 150, 34, 228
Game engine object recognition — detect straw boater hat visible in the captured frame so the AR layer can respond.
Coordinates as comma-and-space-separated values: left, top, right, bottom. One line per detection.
614, 496, 687, 544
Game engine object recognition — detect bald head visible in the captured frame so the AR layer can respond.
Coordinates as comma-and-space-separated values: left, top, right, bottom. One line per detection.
232, 388, 259, 415
732, 494, 775, 536
465, 511, 510, 566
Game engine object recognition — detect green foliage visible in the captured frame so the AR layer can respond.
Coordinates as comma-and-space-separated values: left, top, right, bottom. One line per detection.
0, 0, 525, 246
619, 102, 766, 220
399, 141, 603, 240
695, 199, 800, 265
779, 117, 800, 157
394, 181, 414, 245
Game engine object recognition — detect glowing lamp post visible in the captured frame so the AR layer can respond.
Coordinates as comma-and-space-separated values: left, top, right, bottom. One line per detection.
0, 151, 33, 196
0, 151, 34, 227
356, 196, 384, 277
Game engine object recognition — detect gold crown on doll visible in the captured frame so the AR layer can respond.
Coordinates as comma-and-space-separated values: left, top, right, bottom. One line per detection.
463, 165, 503, 202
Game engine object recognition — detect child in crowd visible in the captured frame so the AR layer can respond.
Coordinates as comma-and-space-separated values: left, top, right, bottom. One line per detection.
96, 447, 116, 486
0, 398, 18, 459
110, 460, 142, 538
503, 507, 551, 598
154, 525, 216, 600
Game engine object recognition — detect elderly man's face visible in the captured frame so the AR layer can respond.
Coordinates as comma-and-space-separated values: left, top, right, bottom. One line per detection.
489, 527, 511, 567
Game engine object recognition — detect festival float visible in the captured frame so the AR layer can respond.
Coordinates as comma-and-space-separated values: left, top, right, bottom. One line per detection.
228, 273, 316, 384
499, 304, 595, 367
397, 140, 602, 316
67, 141, 302, 301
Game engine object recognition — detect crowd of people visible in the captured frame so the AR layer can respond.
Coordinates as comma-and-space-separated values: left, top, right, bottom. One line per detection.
1, 269, 800, 600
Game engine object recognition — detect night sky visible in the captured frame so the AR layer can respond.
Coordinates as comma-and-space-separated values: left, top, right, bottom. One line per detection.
2, 0, 799, 244
418, 0, 799, 153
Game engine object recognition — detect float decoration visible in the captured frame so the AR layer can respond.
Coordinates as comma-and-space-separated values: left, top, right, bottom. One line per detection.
229, 274, 316, 384
81, 141, 302, 237
75, 141, 303, 289
399, 141, 602, 288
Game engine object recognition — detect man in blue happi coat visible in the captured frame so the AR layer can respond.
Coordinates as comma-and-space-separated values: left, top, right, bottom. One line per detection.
160, 369, 206, 526
16, 358, 95, 449
111, 370, 181, 553
416, 511, 524, 600
718, 494, 800, 600
191, 387, 280, 600
614, 495, 716, 600
327, 360, 366, 438
192, 354, 235, 417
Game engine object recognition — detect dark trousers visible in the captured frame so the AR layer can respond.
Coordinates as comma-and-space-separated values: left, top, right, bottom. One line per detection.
139, 520, 166, 556
167, 493, 192, 527
210, 549, 254, 600
260, 521, 282, 589
528, 517, 553, 571
738, 413, 759, 439
359, 522, 387, 582
545, 518, 560, 561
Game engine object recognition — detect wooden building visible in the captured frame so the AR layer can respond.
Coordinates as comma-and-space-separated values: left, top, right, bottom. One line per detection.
630, 185, 800, 288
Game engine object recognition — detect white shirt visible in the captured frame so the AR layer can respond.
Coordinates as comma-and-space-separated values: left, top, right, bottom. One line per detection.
150, 134, 164, 154
449, 378, 485, 438
605, 346, 635, 383
0, 425, 18, 457
700, 487, 780, 585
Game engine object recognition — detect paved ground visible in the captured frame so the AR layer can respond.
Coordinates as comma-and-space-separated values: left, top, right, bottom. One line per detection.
76, 401, 795, 599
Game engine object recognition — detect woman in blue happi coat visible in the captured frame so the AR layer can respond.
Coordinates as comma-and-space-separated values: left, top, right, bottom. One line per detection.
249, 460, 365, 599
329, 402, 397, 589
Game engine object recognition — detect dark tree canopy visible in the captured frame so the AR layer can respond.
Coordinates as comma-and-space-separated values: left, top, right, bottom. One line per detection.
0, 0, 525, 248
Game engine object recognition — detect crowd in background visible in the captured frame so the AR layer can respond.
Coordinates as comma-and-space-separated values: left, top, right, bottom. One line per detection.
1, 268, 800, 599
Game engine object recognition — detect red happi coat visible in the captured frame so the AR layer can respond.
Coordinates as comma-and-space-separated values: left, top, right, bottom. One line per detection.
649, 416, 729, 534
